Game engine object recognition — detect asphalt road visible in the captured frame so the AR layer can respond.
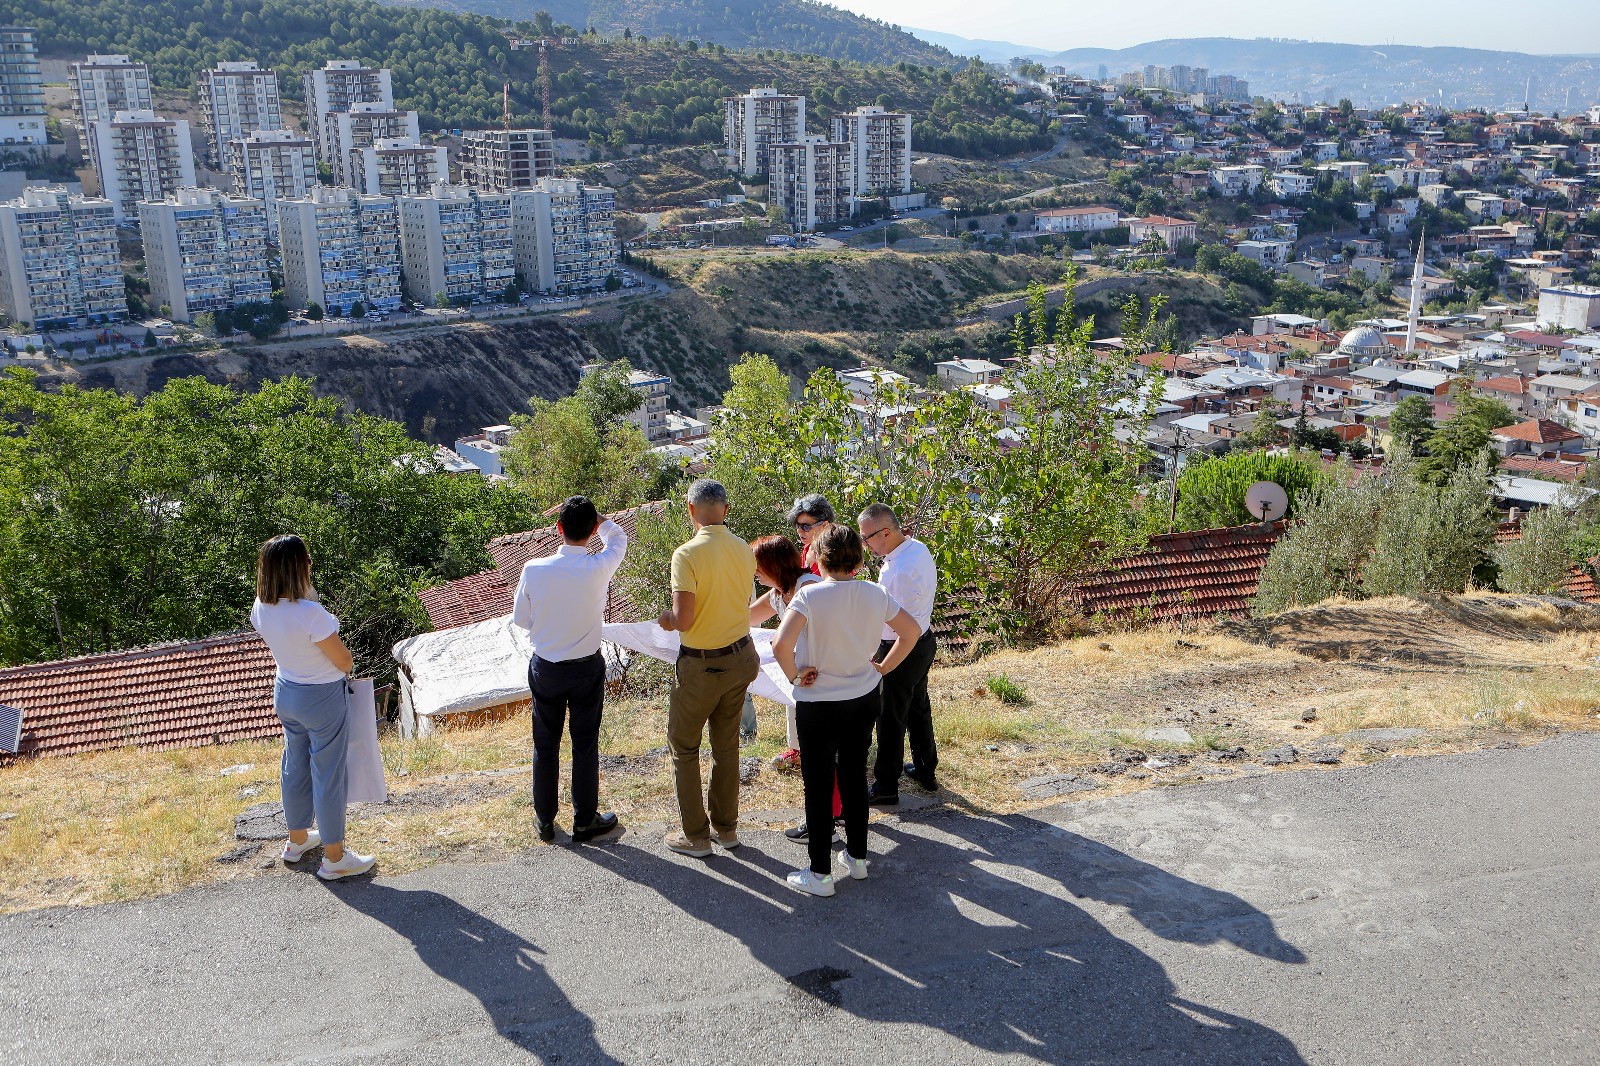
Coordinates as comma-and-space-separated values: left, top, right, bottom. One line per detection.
4, 736, 1597, 1064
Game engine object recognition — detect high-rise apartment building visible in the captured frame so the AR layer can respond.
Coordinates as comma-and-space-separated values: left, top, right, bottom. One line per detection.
69, 55, 152, 130
0, 186, 125, 327
278, 186, 402, 315
0, 26, 46, 146
770, 136, 854, 231
197, 61, 284, 169
830, 106, 913, 198
723, 87, 805, 176
510, 177, 619, 295
327, 102, 420, 186
69, 54, 154, 179
397, 184, 514, 305
457, 128, 558, 190
229, 128, 316, 241
303, 60, 394, 163
139, 187, 271, 322
350, 137, 448, 198
91, 109, 197, 224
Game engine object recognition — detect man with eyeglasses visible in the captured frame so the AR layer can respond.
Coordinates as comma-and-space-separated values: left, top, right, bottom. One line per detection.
858, 502, 940, 804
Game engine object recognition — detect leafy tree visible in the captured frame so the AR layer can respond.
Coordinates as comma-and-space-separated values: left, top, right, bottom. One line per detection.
1241, 399, 1292, 449
502, 281, 521, 304
1495, 499, 1585, 594
1173, 451, 1324, 531
1388, 395, 1435, 451
501, 362, 664, 513
142, 328, 158, 348
1255, 449, 1497, 614
351, 301, 366, 320
305, 302, 324, 322
434, 291, 452, 310
1418, 388, 1514, 484
708, 270, 1163, 646
0, 370, 532, 675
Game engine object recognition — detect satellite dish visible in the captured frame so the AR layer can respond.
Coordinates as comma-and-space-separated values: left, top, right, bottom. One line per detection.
1245, 480, 1290, 524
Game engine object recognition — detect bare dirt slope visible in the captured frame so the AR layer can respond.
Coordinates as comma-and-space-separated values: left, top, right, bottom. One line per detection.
37, 318, 604, 444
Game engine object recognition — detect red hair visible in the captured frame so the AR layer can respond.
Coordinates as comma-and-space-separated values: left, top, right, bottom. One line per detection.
751, 535, 807, 601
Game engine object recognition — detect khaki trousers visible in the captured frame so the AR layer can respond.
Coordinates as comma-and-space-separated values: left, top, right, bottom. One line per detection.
667, 643, 760, 840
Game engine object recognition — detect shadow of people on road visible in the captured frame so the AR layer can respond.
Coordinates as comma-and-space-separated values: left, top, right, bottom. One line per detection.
326, 882, 621, 1063
577, 808, 1309, 1063
916, 804, 1309, 963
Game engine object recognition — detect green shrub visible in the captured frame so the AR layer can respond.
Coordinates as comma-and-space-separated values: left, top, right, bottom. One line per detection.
986, 673, 1028, 705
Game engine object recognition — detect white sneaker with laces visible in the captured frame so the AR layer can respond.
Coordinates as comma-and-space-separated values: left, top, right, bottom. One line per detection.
836, 851, 868, 881
316, 850, 376, 881
786, 869, 836, 897
282, 831, 321, 862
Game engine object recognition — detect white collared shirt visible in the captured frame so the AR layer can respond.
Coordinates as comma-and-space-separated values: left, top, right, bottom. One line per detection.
878, 535, 936, 639
511, 519, 628, 662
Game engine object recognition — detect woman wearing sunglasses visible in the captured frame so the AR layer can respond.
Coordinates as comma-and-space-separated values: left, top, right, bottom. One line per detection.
786, 494, 835, 575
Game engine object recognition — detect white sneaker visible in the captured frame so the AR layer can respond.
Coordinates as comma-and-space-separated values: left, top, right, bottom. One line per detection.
836, 851, 868, 881
282, 831, 321, 863
316, 850, 376, 881
786, 869, 836, 897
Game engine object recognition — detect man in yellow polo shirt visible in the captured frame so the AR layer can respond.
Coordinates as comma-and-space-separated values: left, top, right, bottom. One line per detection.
658, 478, 759, 856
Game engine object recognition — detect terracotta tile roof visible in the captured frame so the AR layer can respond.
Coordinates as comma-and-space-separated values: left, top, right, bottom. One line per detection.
1493, 418, 1584, 444
1498, 455, 1588, 482
1562, 567, 1600, 604
1475, 374, 1529, 395
421, 503, 663, 631
0, 632, 278, 762
1072, 523, 1285, 621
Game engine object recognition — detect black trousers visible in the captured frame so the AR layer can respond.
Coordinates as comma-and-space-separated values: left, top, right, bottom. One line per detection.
529, 652, 606, 827
872, 630, 938, 791
796, 688, 880, 874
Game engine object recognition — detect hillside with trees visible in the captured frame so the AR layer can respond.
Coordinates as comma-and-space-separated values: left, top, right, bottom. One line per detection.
19, 0, 1046, 158
403, 0, 957, 67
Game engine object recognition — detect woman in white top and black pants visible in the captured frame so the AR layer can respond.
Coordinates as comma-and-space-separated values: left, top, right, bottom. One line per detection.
249, 535, 375, 881
774, 525, 922, 896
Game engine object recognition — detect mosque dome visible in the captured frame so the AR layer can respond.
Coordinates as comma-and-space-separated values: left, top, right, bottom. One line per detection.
1337, 325, 1394, 358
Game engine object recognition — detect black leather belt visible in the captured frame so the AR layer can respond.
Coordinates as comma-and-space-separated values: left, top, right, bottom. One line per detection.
678, 635, 752, 659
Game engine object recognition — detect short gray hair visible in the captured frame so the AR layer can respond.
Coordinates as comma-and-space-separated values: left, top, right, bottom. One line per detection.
858, 502, 900, 530
687, 478, 728, 507
786, 493, 836, 524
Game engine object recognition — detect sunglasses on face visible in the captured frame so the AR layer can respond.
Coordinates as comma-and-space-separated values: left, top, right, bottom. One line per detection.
795, 520, 822, 533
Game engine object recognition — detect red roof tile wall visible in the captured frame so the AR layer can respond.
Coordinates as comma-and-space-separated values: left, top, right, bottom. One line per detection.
0, 632, 279, 762
1072, 523, 1285, 622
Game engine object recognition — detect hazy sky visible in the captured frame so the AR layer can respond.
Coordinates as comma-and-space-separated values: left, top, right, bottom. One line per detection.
830, 0, 1600, 54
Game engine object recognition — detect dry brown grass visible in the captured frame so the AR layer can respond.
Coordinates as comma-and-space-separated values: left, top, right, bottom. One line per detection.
5, 595, 1599, 914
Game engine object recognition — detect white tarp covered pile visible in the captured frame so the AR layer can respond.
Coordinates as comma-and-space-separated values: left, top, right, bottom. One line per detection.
392, 615, 534, 736
392, 616, 798, 738
601, 623, 796, 707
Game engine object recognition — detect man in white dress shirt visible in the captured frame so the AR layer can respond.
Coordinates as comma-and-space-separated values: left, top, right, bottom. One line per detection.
858, 503, 940, 803
511, 496, 627, 843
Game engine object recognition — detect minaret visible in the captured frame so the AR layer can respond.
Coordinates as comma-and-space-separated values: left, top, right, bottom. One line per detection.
1404, 229, 1425, 355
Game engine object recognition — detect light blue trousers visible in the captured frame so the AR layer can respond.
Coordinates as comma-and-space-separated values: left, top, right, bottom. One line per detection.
274, 677, 349, 845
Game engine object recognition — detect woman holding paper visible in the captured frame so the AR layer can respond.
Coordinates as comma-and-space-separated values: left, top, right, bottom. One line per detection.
773, 525, 921, 897
249, 534, 376, 881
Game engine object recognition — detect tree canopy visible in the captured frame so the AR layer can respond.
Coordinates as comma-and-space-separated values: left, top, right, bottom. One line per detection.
0, 370, 533, 675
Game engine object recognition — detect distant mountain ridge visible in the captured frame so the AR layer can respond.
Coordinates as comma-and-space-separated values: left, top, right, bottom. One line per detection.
389, 0, 958, 66
911, 31, 1600, 110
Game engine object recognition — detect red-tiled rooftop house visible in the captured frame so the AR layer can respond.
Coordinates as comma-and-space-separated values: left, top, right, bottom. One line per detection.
0, 632, 278, 762
420, 502, 661, 631
1072, 523, 1285, 621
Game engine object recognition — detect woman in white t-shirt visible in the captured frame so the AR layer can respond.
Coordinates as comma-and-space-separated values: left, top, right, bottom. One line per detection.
248, 535, 375, 881
773, 525, 922, 897
748, 535, 822, 769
